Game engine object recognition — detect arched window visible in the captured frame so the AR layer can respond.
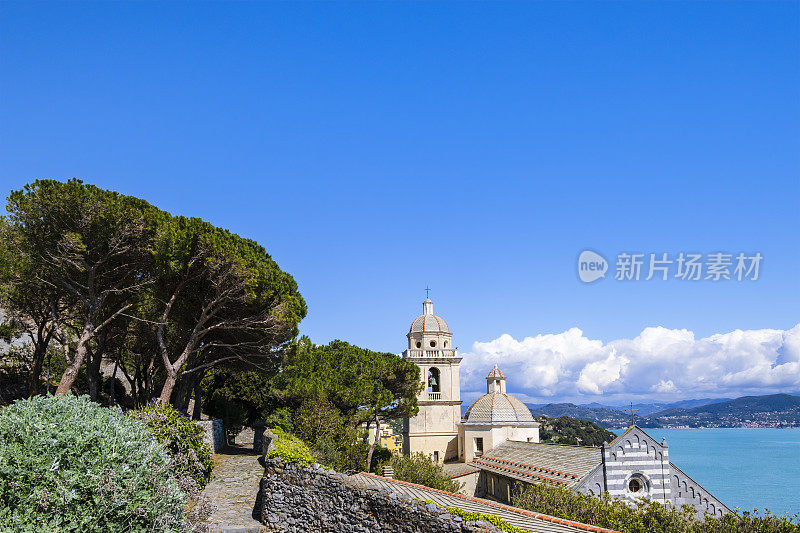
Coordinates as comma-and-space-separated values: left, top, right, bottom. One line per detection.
427, 367, 440, 393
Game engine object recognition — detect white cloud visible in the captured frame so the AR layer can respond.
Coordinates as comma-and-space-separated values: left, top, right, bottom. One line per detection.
460, 323, 800, 404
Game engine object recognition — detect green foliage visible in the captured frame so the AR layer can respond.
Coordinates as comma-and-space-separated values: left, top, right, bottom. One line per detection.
208, 398, 248, 442
0, 395, 185, 532
128, 404, 214, 488
293, 396, 346, 446
207, 338, 421, 473
1, 179, 306, 405
386, 453, 463, 493
368, 445, 392, 473
537, 416, 617, 447
278, 338, 421, 425
201, 367, 279, 426
700, 510, 800, 532
0, 320, 15, 344
259, 408, 294, 433
336, 440, 372, 474
267, 427, 315, 467
443, 506, 527, 533
513, 481, 800, 533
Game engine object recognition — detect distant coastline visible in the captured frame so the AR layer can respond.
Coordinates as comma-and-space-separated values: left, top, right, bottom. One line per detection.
527, 393, 800, 430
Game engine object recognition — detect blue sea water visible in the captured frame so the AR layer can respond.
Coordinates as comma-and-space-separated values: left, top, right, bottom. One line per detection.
613, 428, 800, 517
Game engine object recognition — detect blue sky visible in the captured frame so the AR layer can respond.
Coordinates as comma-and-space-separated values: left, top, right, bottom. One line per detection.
1, 2, 798, 402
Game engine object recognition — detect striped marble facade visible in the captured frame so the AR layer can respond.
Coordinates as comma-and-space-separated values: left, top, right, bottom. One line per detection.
597, 426, 671, 504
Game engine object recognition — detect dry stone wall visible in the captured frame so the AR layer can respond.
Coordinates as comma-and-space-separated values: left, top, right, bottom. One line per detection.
196, 419, 225, 453
260, 458, 503, 533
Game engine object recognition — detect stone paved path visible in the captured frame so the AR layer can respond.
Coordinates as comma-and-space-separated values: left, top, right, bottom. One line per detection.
200, 428, 267, 533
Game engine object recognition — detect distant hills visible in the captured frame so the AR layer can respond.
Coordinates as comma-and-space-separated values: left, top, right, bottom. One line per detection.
537, 416, 617, 447
528, 403, 631, 427
640, 394, 800, 428
528, 393, 800, 428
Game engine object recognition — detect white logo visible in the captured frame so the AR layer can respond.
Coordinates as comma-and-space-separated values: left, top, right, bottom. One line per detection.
578, 250, 608, 283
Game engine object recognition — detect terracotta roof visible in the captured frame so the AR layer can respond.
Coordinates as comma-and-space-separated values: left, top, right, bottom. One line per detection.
349, 472, 620, 533
472, 441, 602, 488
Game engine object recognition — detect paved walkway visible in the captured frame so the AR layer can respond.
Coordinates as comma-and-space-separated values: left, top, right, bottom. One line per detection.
199, 429, 267, 533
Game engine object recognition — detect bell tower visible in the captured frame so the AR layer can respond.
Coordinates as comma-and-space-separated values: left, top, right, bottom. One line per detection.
402, 296, 462, 463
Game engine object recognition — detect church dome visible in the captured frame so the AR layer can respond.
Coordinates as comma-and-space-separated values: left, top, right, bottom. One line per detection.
409, 298, 450, 333
463, 366, 534, 424
464, 392, 534, 424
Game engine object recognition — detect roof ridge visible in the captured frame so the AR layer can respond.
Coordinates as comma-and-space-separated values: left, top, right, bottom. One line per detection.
353, 472, 621, 533
524, 441, 603, 451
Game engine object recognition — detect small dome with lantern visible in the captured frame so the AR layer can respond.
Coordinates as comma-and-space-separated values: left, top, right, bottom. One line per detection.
409, 298, 450, 333
463, 365, 535, 424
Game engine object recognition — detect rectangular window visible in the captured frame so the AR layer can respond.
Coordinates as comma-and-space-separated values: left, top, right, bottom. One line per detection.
475, 437, 484, 456
433, 451, 439, 463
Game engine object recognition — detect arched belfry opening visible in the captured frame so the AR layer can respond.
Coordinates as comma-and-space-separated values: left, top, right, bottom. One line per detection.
427, 367, 440, 393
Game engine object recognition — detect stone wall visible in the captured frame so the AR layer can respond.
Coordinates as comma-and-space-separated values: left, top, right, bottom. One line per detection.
196, 419, 225, 453
260, 458, 503, 533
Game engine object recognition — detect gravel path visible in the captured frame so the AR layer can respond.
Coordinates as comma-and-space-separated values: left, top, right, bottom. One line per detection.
199, 429, 266, 533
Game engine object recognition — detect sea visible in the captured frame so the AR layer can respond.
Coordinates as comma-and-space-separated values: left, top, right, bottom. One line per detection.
613, 428, 800, 518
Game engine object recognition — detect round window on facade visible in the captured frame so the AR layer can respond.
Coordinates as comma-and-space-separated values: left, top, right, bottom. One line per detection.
628, 479, 642, 493
416, 341, 421, 348
430, 340, 436, 347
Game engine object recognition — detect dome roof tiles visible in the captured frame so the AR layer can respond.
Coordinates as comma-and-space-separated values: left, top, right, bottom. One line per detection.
464, 392, 534, 424
410, 314, 450, 334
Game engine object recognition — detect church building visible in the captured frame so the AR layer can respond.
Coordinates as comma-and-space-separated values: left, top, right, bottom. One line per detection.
401, 296, 731, 519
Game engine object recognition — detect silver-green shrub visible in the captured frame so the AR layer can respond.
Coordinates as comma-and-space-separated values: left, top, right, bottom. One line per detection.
0, 395, 186, 532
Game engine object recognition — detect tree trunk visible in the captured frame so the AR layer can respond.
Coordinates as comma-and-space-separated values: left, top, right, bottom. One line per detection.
173, 375, 193, 413
55, 325, 93, 395
159, 368, 179, 404
366, 414, 380, 472
192, 377, 203, 420
87, 347, 102, 401
27, 324, 54, 397
110, 358, 119, 406
28, 342, 47, 397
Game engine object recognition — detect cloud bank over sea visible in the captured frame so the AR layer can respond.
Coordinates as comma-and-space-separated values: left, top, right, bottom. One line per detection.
460, 323, 800, 405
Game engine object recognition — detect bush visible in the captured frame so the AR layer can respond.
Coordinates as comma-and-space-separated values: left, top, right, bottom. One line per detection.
443, 506, 527, 533
128, 404, 214, 489
699, 510, 799, 533
368, 445, 392, 473
267, 427, 315, 466
513, 482, 800, 533
336, 440, 370, 474
258, 408, 294, 433
293, 397, 344, 445
0, 395, 185, 532
387, 452, 463, 493
310, 438, 342, 469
